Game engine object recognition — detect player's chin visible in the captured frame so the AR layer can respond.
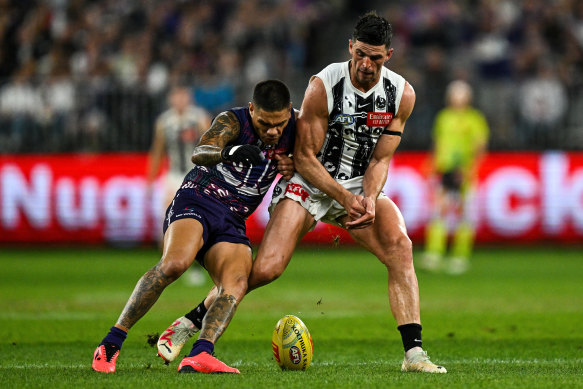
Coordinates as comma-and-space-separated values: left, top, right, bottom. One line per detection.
357, 72, 375, 82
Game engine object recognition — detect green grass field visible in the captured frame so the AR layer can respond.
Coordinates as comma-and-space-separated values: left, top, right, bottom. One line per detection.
0, 245, 582, 388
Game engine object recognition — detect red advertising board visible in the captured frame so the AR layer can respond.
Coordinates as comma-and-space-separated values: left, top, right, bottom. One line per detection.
1, 152, 583, 245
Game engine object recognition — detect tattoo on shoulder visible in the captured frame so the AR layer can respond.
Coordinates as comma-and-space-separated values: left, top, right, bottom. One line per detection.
192, 111, 240, 165
207, 112, 240, 142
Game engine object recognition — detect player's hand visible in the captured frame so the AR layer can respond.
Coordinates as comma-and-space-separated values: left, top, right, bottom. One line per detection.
342, 194, 366, 219
274, 153, 294, 180
345, 195, 375, 229
221, 145, 265, 165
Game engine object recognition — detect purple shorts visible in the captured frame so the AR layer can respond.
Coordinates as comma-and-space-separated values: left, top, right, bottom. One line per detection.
163, 190, 250, 268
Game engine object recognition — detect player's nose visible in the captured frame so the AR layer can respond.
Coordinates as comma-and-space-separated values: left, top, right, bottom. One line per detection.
362, 56, 372, 68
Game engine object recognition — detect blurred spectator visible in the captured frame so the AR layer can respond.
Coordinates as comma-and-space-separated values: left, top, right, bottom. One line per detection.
0, 0, 581, 153
406, 46, 449, 149
0, 62, 43, 152
41, 49, 75, 151
146, 85, 211, 218
146, 85, 211, 285
516, 60, 568, 149
470, 0, 516, 147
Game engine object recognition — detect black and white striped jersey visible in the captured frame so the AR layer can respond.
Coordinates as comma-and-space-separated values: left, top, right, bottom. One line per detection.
157, 105, 209, 175
314, 61, 406, 180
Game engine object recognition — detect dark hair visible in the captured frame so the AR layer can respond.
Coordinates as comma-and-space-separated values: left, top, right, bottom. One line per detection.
352, 11, 392, 48
252, 79, 290, 111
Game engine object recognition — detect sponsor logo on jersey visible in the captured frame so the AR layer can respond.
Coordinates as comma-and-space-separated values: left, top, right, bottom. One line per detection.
266, 147, 287, 159
176, 210, 202, 219
332, 113, 354, 125
375, 95, 387, 109
367, 112, 393, 127
181, 181, 196, 189
285, 183, 309, 201
331, 112, 367, 125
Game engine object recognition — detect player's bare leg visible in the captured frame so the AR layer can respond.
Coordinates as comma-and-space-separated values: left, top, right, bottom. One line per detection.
158, 199, 313, 362
348, 198, 446, 373
178, 242, 252, 374
93, 219, 203, 373
117, 219, 204, 330
248, 199, 313, 290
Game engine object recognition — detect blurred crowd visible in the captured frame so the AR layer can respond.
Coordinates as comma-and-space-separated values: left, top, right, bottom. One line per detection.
381, 0, 583, 151
0, 0, 582, 153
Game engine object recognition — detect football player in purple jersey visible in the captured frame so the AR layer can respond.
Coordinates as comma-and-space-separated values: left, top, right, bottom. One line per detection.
92, 80, 296, 374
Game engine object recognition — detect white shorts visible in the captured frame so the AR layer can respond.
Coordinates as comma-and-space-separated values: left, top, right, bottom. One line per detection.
269, 173, 388, 230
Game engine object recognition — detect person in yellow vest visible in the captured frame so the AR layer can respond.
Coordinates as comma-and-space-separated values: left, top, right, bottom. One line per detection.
420, 80, 489, 274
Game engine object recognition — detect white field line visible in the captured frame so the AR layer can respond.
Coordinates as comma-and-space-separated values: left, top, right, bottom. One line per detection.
314, 358, 583, 366
1, 358, 582, 369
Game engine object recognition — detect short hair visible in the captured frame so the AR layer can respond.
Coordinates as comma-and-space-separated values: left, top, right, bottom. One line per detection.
446, 80, 473, 104
252, 80, 290, 111
352, 11, 392, 48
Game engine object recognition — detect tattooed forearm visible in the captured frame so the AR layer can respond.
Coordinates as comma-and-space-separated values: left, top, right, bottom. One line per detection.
116, 264, 172, 330
191, 111, 240, 166
199, 294, 238, 343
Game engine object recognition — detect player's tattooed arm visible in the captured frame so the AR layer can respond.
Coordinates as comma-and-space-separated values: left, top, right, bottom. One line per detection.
199, 293, 238, 343
116, 264, 172, 330
191, 111, 240, 166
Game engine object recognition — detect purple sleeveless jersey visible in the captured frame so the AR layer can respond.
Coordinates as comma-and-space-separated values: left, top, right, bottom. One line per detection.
177, 106, 296, 219
162, 107, 295, 267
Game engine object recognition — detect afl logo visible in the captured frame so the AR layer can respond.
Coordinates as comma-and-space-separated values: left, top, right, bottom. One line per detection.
332, 114, 354, 125
289, 346, 301, 364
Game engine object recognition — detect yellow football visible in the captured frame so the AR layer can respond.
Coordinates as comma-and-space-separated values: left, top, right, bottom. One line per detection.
272, 315, 313, 370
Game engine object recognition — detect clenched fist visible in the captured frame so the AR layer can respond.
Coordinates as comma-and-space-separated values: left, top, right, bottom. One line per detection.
221, 145, 265, 165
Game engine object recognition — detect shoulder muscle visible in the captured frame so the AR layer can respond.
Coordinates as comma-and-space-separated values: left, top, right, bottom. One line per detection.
198, 111, 240, 148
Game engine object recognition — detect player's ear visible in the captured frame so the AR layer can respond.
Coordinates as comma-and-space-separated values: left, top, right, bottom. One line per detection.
248, 102, 254, 116
386, 48, 394, 62
348, 39, 353, 54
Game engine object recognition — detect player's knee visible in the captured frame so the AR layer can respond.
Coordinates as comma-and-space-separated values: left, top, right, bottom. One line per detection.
381, 234, 413, 267
159, 255, 192, 280
231, 275, 249, 300
249, 260, 284, 289
218, 274, 248, 301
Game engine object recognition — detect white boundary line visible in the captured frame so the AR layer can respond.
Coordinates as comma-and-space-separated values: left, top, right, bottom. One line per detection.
2, 358, 582, 369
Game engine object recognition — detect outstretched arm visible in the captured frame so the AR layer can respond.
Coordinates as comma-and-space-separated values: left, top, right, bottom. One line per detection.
294, 77, 368, 222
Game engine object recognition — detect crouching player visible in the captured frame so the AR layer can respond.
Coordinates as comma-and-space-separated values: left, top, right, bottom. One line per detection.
91, 80, 296, 374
